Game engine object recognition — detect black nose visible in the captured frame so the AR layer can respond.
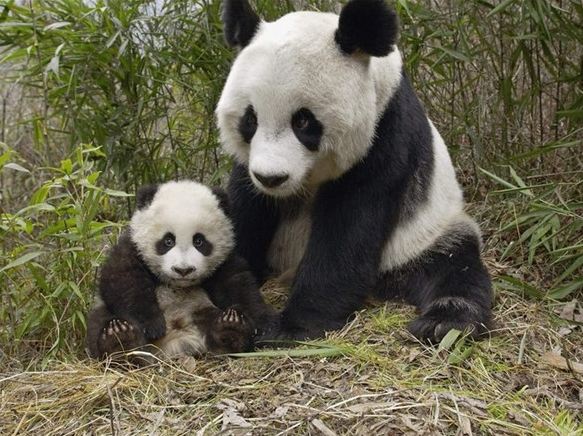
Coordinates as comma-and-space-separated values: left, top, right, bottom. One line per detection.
253, 172, 289, 188
172, 266, 194, 277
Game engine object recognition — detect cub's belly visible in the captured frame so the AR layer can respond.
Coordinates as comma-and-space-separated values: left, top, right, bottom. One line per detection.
153, 285, 214, 357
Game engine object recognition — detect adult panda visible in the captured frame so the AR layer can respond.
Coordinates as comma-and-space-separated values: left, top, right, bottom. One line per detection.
216, 0, 493, 343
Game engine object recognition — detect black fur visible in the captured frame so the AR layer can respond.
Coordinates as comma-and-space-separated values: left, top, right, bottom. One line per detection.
202, 253, 276, 329
228, 73, 492, 344
375, 231, 493, 341
239, 105, 258, 144
211, 186, 231, 216
227, 163, 281, 281
335, 0, 398, 57
155, 233, 175, 256
136, 184, 159, 210
193, 233, 213, 256
99, 231, 166, 341
292, 108, 323, 152
222, 0, 260, 48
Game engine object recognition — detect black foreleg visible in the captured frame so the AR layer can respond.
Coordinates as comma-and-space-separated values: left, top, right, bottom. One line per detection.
227, 164, 280, 282
259, 177, 400, 343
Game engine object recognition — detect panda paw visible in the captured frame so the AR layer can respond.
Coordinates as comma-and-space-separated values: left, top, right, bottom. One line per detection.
254, 314, 328, 348
209, 307, 253, 353
139, 313, 167, 341
97, 318, 146, 356
408, 297, 492, 343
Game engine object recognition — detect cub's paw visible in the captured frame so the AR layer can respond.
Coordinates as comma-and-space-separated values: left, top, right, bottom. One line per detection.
408, 297, 492, 343
209, 308, 253, 353
97, 318, 146, 356
140, 313, 167, 341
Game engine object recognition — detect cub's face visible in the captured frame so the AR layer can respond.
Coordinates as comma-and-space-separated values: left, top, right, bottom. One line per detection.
216, 10, 403, 198
130, 182, 234, 286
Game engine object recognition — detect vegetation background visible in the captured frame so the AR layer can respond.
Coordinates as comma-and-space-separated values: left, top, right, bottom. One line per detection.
0, 0, 581, 434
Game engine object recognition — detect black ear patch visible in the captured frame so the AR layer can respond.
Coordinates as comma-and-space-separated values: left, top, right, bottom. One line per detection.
211, 187, 230, 217
335, 0, 398, 57
136, 184, 159, 210
222, 0, 260, 48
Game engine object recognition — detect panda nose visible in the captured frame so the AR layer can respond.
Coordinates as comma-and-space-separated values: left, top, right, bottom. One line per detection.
253, 172, 289, 188
172, 266, 194, 277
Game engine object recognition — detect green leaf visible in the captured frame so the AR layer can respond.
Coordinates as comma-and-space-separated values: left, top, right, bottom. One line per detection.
3, 162, 30, 173
438, 329, 462, 351
0, 251, 44, 273
487, 0, 516, 17
548, 279, 583, 300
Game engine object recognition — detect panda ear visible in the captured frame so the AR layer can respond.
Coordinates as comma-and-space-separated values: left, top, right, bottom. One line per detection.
136, 184, 159, 210
211, 187, 230, 217
222, 0, 261, 48
335, 0, 399, 57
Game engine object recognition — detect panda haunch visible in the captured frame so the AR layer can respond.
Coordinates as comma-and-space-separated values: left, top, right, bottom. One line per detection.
86, 181, 274, 360
217, 0, 493, 343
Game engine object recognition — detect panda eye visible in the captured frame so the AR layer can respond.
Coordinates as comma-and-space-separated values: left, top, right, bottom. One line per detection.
193, 233, 204, 248
291, 108, 323, 152
292, 112, 310, 130
239, 105, 258, 143
163, 233, 175, 248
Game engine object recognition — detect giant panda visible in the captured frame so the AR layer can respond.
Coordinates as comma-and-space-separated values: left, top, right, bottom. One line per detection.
216, 0, 493, 343
86, 181, 274, 359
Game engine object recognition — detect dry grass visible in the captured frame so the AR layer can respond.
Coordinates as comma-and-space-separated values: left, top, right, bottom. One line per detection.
2, 278, 582, 435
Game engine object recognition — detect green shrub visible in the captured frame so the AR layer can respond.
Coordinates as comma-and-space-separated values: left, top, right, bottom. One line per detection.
1, 144, 128, 358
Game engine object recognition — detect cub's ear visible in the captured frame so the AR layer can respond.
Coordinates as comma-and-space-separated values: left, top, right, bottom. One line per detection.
211, 187, 230, 217
136, 184, 159, 210
222, 0, 260, 48
335, 0, 398, 57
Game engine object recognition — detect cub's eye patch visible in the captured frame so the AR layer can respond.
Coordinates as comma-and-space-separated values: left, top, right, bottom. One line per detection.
193, 233, 213, 256
291, 108, 323, 152
239, 105, 258, 143
156, 232, 175, 255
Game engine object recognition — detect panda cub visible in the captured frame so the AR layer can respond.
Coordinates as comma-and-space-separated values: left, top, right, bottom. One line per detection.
86, 181, 273, 359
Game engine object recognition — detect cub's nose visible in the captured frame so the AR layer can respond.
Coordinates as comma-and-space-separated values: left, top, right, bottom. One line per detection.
253, 172, 289, 188
172, 266, 194, 277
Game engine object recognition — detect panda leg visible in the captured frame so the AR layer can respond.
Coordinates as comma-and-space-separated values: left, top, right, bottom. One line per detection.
86, 304, 146, 359
378, 232, 493, 343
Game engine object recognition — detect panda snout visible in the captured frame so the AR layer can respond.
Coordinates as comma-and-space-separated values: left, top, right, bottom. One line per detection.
172, 266, 195, 277
253, 172, 289, 188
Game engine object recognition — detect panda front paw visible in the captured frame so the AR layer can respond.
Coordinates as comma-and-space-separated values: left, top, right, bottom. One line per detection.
209, 307, 253, 353
97, 318, 146, 356
254, 314, 328, 348
408, 297, 492, 343
140, 313, 167, 340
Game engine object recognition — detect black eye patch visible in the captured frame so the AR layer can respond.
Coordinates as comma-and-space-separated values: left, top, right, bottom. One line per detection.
238, 105, 258, 143
193, 233, 213, 256
155, 232, 175, 255
291, 108, 323, 152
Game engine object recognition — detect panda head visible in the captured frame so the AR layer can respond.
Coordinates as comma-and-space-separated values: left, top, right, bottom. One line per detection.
217, 0, 403, 197
129, 181, 234, 287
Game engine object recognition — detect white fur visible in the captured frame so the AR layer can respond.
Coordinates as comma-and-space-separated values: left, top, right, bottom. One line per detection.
379, 121, 465, 270
152, 285, 214, 357
130, 181, 234, 284
216, 11, 403, 197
